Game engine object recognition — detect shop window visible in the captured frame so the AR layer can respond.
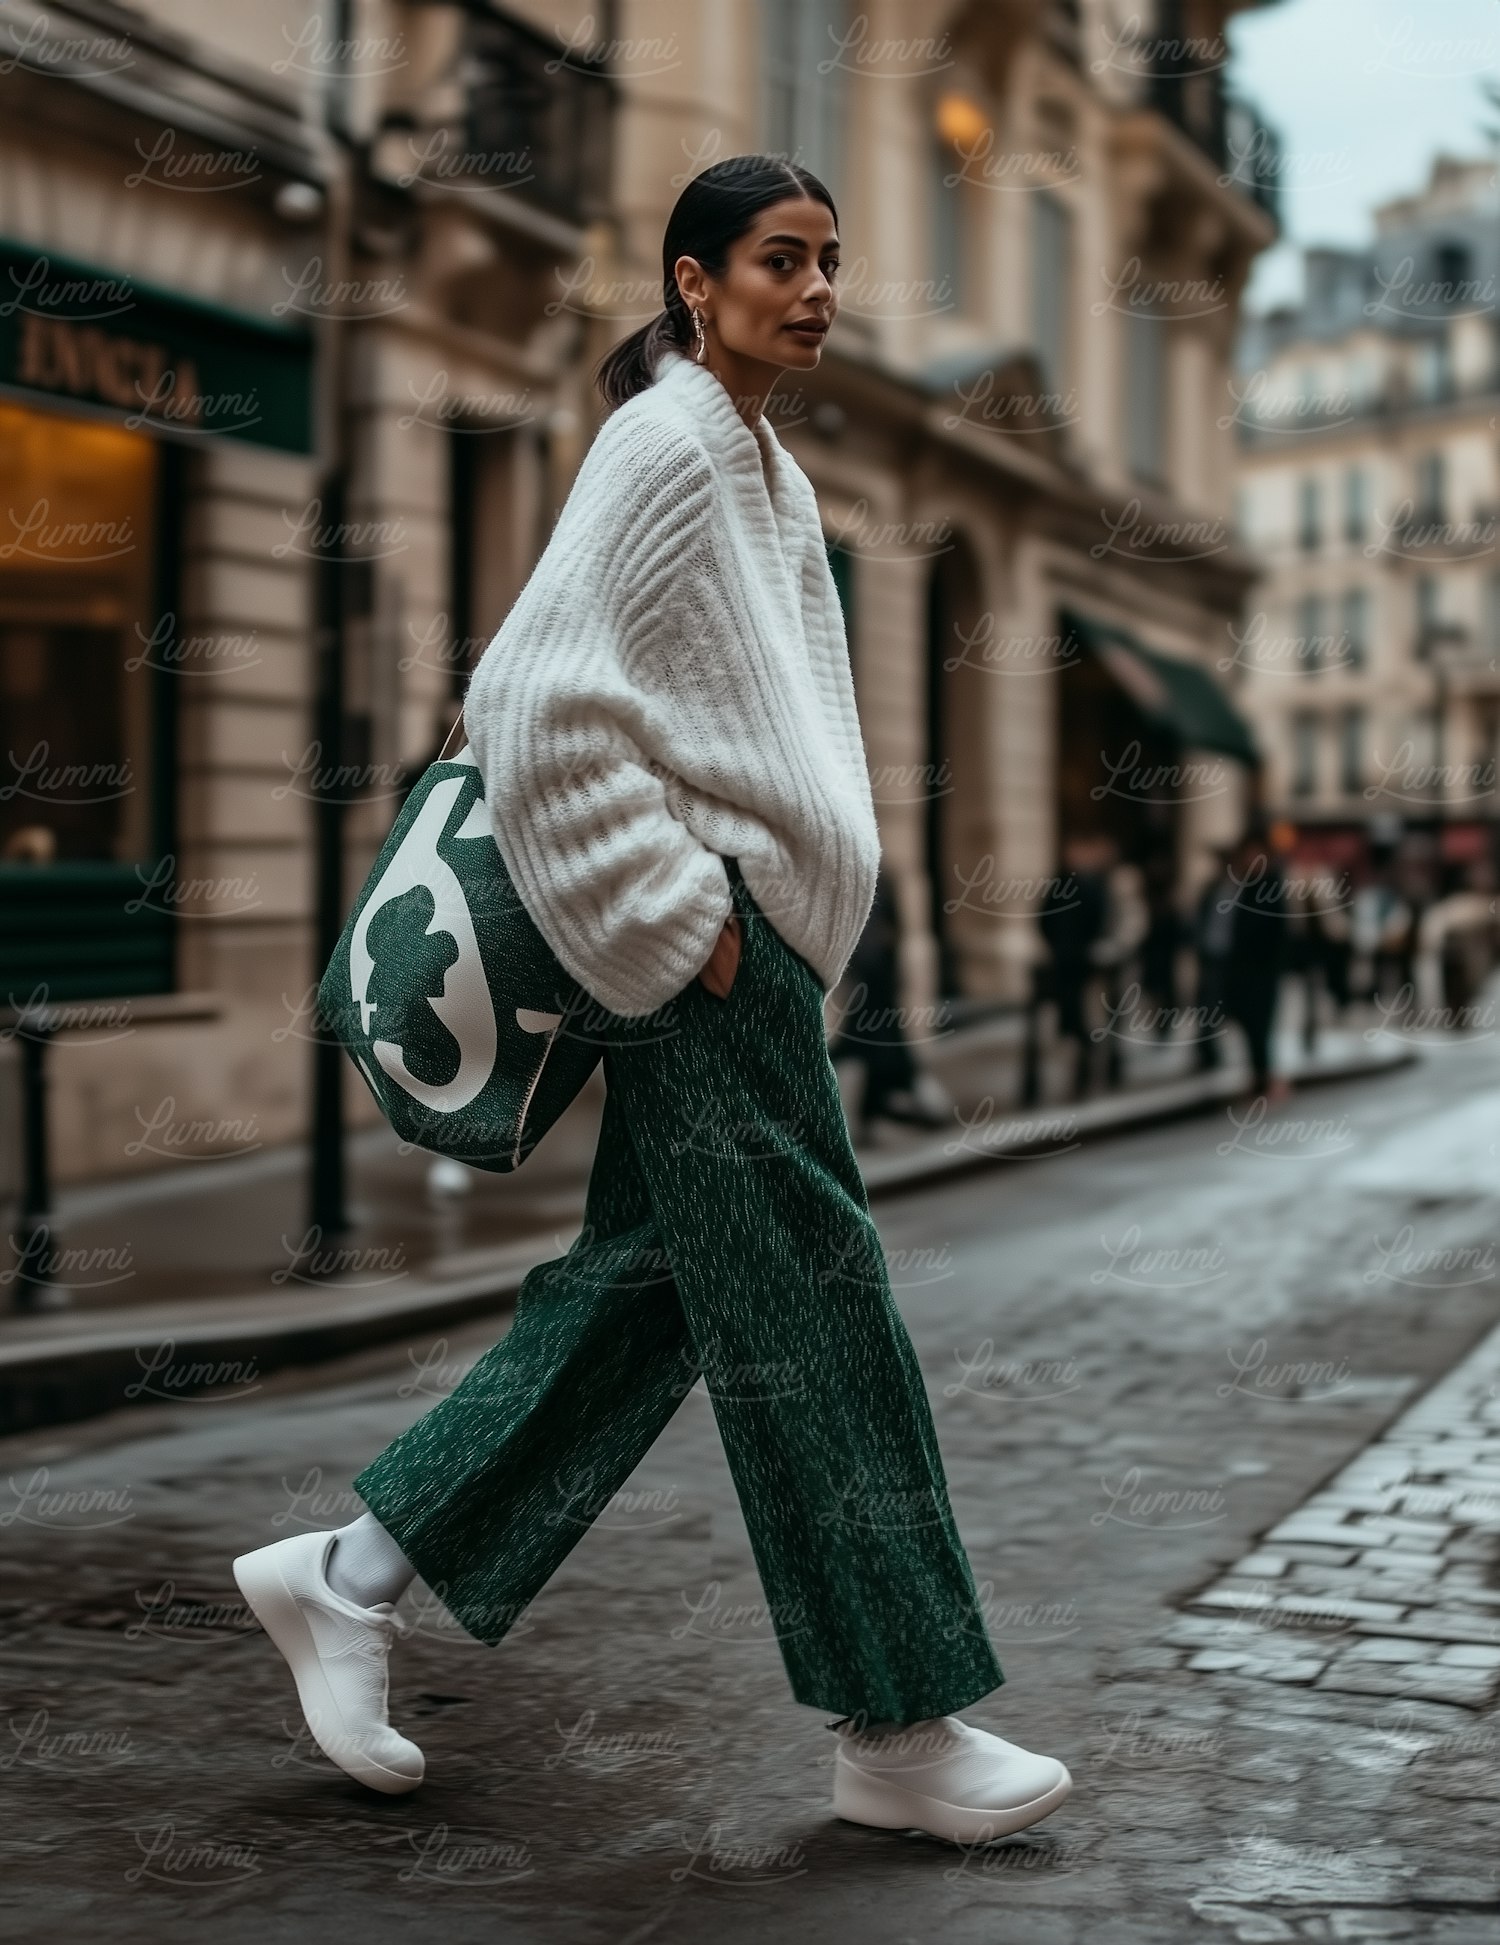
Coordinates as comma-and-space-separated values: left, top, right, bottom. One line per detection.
0, 404, 177, 998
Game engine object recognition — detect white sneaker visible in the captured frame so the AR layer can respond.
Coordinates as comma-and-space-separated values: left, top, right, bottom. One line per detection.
233, 1529, 425, 1795
832, 1714, 1071, 1844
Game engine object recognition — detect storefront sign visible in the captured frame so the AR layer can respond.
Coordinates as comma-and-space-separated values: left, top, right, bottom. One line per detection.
0, 239, 313, 454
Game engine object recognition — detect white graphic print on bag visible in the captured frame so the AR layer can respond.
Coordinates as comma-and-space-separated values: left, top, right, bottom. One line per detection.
348, 775, 497, 1113
317, 754, 601, 1171
362, 888, 461, 1084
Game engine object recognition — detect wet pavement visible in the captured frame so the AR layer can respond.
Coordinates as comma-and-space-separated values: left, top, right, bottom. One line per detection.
5, 994, 1404, 1327
3, 1013, 1500, 1940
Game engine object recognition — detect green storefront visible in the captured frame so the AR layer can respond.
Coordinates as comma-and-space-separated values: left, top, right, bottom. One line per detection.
0, 238, 313, 1003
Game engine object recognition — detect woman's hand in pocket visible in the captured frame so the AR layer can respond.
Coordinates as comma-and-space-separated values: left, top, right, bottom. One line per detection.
697, 912, 743, 998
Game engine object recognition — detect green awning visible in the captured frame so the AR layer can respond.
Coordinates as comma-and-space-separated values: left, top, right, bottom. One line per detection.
1061, 608, 1260, 766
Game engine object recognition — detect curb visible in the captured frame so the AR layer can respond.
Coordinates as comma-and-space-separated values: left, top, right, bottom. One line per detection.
860, 1039, 1416, 1193
0, 1039, 1420, 1436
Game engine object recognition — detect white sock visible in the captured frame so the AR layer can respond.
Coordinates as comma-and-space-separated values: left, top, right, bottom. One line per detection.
325, 1509, 418, 1609
834, 1712, 938, 1740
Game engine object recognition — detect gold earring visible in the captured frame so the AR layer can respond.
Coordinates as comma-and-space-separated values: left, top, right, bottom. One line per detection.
692, 306, 707, 363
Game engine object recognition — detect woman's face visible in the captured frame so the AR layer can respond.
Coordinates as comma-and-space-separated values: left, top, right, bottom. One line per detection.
676, 195, 840, 374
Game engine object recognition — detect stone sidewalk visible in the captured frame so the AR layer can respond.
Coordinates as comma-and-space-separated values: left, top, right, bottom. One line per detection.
1164, 1313, 1500, 1709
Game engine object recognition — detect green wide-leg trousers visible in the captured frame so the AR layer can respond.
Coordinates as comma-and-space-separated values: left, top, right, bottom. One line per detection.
352, 860, 1005, 1725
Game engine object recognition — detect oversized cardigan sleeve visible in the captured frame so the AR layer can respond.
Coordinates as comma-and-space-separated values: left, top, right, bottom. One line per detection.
462, 407, 735, 1019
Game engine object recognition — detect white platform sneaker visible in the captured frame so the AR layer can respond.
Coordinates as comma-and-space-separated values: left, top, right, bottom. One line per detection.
832, 1714, 1072, 1844
233, 1528, 425, 1795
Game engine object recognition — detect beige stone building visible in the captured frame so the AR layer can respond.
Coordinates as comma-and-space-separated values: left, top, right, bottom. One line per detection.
712, 0, 1282, 1009
1233, 154, 1500, 891
0, 0, 612, 1188
0, 0, 1279, 1189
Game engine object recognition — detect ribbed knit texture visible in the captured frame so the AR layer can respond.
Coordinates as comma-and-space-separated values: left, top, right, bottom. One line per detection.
463, 345, 882, 1018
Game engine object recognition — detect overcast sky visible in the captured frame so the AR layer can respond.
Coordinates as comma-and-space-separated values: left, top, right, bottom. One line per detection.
1225, 0, 1500, 312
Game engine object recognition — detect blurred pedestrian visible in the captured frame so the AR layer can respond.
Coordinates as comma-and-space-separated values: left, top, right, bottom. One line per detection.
1092, 841, 1149, 1085
1192, 842, 1237, 1074
1274, 830, 1328, 1057
1282, 865, 1318, 1054
828, 859, 953, 1141
1038, 833, 1109, 1099
1349, 870, 1412, 1012
1138, 852, 1185, 1041
1194, 827, 1290, 1099
1417, 859, 1500, 1018
1308, 862, 1353, 1021
1223, 823, 1291, 1101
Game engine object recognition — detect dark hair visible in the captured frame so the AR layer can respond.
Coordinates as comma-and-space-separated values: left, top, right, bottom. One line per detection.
593, 154, 838, 410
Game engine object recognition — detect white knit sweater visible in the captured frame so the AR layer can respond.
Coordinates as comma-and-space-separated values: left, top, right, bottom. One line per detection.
463, 344, 882, 1018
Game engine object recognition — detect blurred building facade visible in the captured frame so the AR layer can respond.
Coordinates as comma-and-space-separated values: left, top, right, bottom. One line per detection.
1234, 154, 1500, 891
0, 0, 612, 1185
723, 0, 1281, 1013
0, 0, 1280, 1187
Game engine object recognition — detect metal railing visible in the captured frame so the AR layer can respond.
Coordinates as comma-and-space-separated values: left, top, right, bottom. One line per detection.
407, 2, 616, 227
1139, 17, 1281, 228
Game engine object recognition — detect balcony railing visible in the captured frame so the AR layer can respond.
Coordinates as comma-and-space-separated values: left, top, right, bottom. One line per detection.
1140, 14, 1280, 228
1416, 624, 1500, 682
1222, 97, 1281, 228
1235, 368, 1500, 446
434, 3, 614, 227
1148, 52, 1226, 170
1415, 620, 1467, 663
1394, 508, 1500, 563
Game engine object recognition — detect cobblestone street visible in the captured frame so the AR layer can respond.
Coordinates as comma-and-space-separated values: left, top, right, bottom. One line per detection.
4, 1031, 1500, 1943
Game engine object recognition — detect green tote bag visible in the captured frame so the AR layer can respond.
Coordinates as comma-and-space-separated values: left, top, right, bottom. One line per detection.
316, 722, 602, 1171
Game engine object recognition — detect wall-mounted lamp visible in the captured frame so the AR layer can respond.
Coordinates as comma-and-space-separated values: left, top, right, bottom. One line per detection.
935, 91, 990, 150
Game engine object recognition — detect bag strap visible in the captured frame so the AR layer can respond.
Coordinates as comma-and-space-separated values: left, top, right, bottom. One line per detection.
437, 707, 467, 762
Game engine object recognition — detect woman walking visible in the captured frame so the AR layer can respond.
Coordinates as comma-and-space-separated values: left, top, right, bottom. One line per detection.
233, 156, 1072, 1847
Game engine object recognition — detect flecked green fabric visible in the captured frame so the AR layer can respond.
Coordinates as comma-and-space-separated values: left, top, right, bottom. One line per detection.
352, 860, 1005, 1724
